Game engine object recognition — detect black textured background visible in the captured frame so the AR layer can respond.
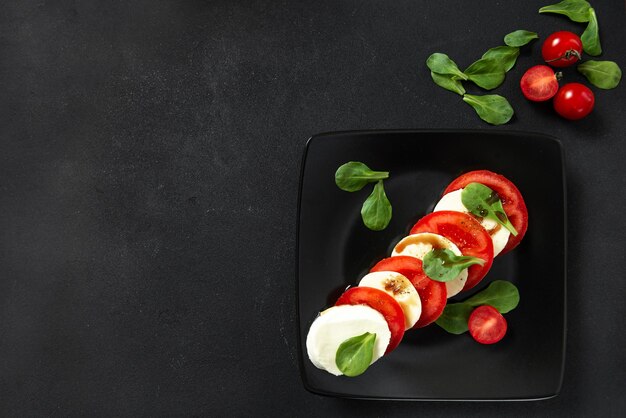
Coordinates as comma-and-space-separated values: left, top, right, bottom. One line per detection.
1, 0, 625, 416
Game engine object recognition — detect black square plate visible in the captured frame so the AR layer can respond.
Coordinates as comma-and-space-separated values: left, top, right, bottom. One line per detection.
297, 130, 566, 400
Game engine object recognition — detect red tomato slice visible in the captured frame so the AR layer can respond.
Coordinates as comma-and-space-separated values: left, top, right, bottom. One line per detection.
370, 256, 446, 329
468, 305, 507, 344
335, 286, 405, 353
410, 211, 494, 291
442, 170, 528, 254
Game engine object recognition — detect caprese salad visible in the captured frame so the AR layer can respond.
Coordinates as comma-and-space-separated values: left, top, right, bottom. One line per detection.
305, 169, 527, 377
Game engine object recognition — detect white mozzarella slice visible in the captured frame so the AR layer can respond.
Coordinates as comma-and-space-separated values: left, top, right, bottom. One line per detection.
391, 232, 467, 298
358, 271, 421, 330
306, 305, 391, 376
433, 189, 510, 256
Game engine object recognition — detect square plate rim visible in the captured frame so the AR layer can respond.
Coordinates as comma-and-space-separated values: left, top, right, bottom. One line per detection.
295, 129, 567, 401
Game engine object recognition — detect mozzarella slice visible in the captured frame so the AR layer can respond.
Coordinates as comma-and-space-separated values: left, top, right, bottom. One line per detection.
358, 271, 421, 330
433, 189, 510, 257
306, 305, 391, 376
391, 232, 466, 298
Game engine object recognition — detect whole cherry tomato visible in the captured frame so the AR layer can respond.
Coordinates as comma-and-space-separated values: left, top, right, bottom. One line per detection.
542, 31, 583, 68
553, 83, 595, 120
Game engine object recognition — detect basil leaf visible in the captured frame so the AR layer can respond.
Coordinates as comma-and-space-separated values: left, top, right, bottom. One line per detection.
335, 332, 376, 377
581, 8, 602, 56
481, 46, 520, 72
431, 71, 466, 96
463, 58, 506, 90
436, 280, 520, 334
461, 182, 518, 236
464, 280, 520, 313
504, 30, 539, 47
335, 161, 389, 192
423, 248, 485, 282
361, 180, 392, 231
462, 94, 514, 126
538, 0, 592, 22
426, 53, 468, 80
577, 60, 622, 89
435, 303, 474, 334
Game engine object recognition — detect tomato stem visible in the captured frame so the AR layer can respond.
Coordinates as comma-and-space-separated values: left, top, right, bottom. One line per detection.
545, 49, 582, 63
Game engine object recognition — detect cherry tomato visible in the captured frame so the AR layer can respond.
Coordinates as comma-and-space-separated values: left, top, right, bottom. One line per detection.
520, 65, 559, 102
335, 286, 405, 353
468, 305, 507, 344
410, 211, 494, 291
542, 31, 583, 68
370, 256, 447, 329
553, 82, 595, 120
442, 170, 528, 255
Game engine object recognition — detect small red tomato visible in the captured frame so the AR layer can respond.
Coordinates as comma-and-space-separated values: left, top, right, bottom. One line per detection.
520, 65, 560, 102
553, 83, 595, 120
468, 305, 507, 344
542, 31, 583, 68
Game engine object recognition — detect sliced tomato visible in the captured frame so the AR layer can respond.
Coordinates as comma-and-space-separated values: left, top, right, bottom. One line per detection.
468, 305, 507, 344
410, 211, 494, 291
370, 256, 446, 329
520, 65, 559, 102
335, 286, 405, 353
442, 170, 528, 254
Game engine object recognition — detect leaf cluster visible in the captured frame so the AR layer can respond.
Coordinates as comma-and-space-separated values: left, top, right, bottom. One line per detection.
426, 30, 537, 125
335, 162, 392, 231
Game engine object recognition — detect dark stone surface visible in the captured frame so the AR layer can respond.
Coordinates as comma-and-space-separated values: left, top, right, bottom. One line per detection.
1, 0, 624, 415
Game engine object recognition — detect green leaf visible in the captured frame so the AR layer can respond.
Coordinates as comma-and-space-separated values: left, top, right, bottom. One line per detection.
462, 94, 514, 125
335, 332, 377, 377
436, 280, 520, 334
577, 60, 622, 89
464, 280, 520, 313
538, 0, 592, 22
335, 161, 389, 192
426, 53, 468, 80
581, 8, 602, 56
504, 30, 539, 47
430, 71, 466, 96
461, 182, 518, 235
463, 58, 506, 90
435, 303, 473, 334
336, 162, 393, 231
423, 248, 485, 282
481, 46, 520, 72
361, 180, 392, 231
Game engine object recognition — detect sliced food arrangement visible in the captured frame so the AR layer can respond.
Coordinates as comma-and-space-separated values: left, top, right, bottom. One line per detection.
305, 166, 526, 377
